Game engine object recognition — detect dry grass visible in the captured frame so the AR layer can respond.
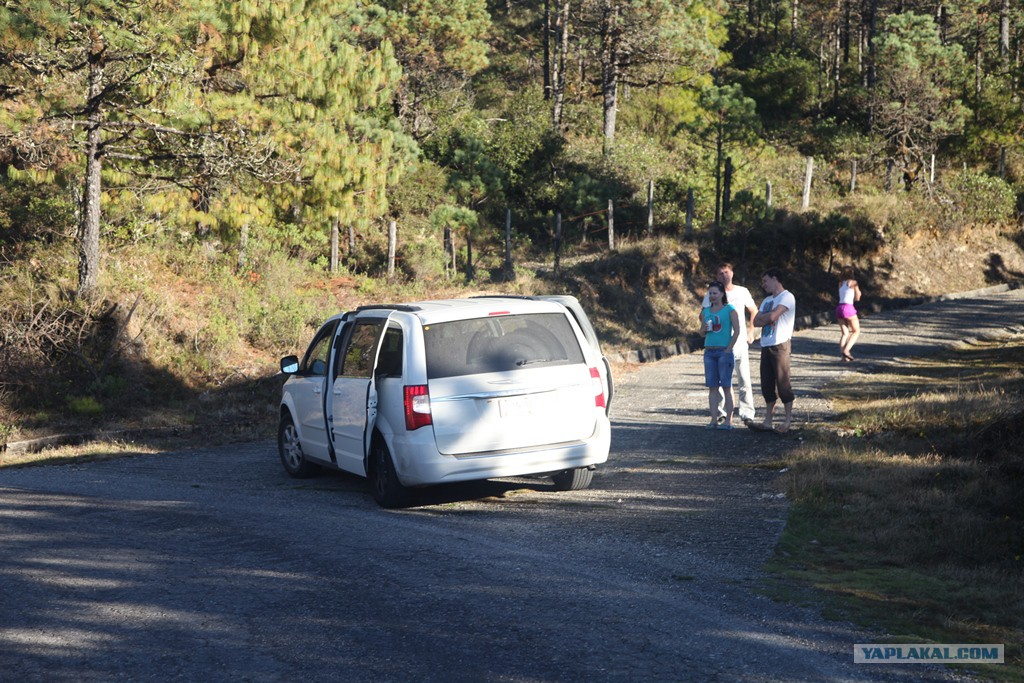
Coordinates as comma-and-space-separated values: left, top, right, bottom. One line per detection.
769, 337, 1024, 681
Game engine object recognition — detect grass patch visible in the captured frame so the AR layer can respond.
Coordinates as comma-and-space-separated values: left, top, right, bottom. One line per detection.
769, 337, 1024, 681
0, 441, 162, 468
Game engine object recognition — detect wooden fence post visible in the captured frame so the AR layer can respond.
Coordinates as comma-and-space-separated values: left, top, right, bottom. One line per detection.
801, 156, 813, 210
646, 179, 654, 238
330, 218, 339, 273
765, 181, 773, 217
607, 199, 615, 251
553, 212, 562, 275
685, 188, 694, 239
444, 225, 454, 278
723, 157, 734, 219
238, 222, 249, 272
930, 154, 936, 184
504, 208, 513, 276
850, 160, 858, 193
885, 159, 894, 192
387, 219, 396, 280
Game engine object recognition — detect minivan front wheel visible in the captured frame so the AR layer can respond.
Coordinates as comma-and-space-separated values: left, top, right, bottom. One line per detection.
369, 441, 409, 508
551, 466, 594, 491
278, 413, 319, 479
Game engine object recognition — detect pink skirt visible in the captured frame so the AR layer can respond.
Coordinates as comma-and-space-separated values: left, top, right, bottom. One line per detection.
836, 303, 857, 320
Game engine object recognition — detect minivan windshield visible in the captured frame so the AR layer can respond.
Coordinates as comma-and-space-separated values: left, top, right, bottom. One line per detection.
423, 312, 585, 379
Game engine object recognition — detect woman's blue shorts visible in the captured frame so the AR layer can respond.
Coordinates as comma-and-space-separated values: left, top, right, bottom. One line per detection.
703, 348, 735, 388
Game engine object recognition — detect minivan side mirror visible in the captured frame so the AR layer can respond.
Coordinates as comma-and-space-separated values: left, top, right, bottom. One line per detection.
280, 355, 300, 374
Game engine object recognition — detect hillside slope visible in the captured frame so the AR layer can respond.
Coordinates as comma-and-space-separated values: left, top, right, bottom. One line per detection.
1, 224, 1022, 451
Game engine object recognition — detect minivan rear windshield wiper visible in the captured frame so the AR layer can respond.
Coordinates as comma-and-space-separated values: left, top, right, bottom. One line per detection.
516, 358, 553, 366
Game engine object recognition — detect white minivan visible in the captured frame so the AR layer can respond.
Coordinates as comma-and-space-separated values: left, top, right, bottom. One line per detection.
278, 297, 611, 507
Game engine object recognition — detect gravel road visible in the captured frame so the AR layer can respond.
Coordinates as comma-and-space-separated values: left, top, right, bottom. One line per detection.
1, 285, 1021, 682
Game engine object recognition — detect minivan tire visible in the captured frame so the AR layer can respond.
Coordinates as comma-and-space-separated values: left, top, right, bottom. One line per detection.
552, 466, 594, 491
369, 440, 409, 508
278, 412, 320, 478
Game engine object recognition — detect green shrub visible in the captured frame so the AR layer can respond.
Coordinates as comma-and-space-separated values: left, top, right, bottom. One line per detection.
68, 396, 103, 416
399, 231, 448, 282
941, 170, 1017, 227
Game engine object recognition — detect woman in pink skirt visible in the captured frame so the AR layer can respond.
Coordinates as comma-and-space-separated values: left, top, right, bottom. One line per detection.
836, 266, 862, 361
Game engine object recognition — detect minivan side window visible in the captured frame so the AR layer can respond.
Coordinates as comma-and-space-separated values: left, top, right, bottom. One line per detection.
337, 320, 386, 379
424, 312, 585, 379
375, 326, 403, 378
300, 321, 338, 376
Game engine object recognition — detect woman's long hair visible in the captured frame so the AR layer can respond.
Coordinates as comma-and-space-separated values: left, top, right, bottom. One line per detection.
708, 281, 729, 305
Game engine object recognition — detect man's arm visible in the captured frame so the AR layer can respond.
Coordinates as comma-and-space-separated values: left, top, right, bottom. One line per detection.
753, 303, 789, 327
744, 301, 757, 343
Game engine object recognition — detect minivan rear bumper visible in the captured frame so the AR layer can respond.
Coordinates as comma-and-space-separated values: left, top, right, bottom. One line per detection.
390, 416, 611, 487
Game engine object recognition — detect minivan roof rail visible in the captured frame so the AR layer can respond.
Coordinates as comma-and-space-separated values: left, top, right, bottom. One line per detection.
356, 304, 423, 313
470, 295, 532, 300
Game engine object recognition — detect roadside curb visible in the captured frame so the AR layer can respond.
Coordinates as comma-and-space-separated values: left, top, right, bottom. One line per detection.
0, 423, 257, 459
605, 280, 1023, 365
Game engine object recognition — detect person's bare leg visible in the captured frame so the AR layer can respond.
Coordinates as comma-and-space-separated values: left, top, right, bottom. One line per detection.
838, 320, 850, 358
762, 401, 776, 430
844, 315, 861, 359
723, 389, 735, 427
776, 401, 793, 433
708, 388, 720, 426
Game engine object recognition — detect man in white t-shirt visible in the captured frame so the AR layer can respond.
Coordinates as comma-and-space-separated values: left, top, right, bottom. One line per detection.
700, 263, 757, 423
753, 268, 796, 433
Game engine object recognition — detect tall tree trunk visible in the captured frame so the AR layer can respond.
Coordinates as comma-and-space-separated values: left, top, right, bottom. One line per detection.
552, 0, 570, 128
975, 19, 983, 123
817, 32, 826, 106
865, 0, 877, 131
791, 0, 799, 48
842, 0, 851, 63
544, 0, 552, 100
600, 0, 619, 155
1000, 0, 1010, 68
833, 0, 842, 102
713, 119, 723, 240
77, 29, 105, 302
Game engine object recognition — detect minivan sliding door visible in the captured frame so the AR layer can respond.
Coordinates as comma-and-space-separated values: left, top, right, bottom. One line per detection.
330, 317, 390, 474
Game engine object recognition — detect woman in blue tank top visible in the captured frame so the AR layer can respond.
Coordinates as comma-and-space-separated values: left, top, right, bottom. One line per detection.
700, 282, 741, 429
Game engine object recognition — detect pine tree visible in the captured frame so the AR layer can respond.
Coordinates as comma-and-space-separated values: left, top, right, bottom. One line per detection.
576, 0, 728, 155
871, 12, 969, 186
205, 0, 417, 258
1, 0, 210, 300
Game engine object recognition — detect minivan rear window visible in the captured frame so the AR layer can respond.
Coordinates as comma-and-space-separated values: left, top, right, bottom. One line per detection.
423, 312, 586, 379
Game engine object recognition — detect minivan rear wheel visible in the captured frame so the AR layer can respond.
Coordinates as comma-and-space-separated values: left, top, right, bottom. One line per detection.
369, 441, 409, 508
551, 466, 594, 491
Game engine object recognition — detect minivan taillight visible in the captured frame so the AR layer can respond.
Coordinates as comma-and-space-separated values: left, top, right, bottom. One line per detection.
404, 385, 432, 430
589, 367, 606, 409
